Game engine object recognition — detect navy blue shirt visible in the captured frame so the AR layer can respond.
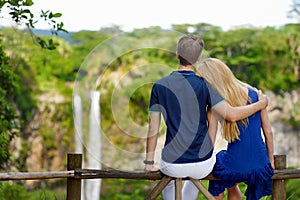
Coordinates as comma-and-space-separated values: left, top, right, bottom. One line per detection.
149, 70, 224, 163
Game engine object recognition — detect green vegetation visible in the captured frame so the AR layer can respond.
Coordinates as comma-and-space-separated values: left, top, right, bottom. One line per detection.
287, 179, 300, 200
0, 182, 65, 200
0, 24, 299, 198
0, 24, 299, 199
0, 0, 299, 198
0, 45, 20, 166
4, 179, 300, 199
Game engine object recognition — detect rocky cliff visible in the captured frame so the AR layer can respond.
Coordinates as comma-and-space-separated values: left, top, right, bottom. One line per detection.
267, 89, 300, 167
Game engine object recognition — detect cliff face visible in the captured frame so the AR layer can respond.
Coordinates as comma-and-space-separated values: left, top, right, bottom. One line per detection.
267, 90, 300, 167
11, 91, 74, 187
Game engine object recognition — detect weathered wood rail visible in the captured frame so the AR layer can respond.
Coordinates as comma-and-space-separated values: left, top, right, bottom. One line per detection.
0, 154, 299, 200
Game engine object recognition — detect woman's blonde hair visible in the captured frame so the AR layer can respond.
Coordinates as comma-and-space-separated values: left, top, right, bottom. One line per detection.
197, 58, 250, 142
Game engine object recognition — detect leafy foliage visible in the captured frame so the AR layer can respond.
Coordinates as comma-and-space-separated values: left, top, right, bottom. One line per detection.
0, 45, 20, 167
1, 24, 299, 168
0, 0, 67, 49
0, 182, 30, 200
286, 179, 300, 199
0, 0, 67, 168
0, 4, 299, 197
288, 0, 300, 22
0, 182, 65, 200
101, 179, 156, 200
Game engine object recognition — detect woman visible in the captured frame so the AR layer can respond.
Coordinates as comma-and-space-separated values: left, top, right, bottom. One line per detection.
197, 58, 274, 200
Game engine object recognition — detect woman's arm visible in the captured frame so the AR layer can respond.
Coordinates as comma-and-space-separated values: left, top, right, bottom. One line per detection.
207, 107, 219, 145
260, 108, 275, 169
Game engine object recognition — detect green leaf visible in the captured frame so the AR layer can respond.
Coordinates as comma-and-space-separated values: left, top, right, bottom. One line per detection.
24, 0, 34, 6
21, 9, 31, 13
8, 0, 19, 6
0, 1, 7, 8
52, 12, 62, 18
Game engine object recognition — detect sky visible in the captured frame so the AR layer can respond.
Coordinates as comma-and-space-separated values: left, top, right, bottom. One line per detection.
0, 0, 297, 32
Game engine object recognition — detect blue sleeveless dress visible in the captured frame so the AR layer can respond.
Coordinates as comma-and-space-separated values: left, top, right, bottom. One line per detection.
208, 88, 274, 200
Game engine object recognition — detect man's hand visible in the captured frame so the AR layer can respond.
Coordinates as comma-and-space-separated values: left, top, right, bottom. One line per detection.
144, 164, 159, 172
144, 164, 160, 182
257, 90, 268, 109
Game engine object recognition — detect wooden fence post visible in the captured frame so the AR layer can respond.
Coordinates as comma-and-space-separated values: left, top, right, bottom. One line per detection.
272, 155, 286, 200
175, 178, 182, 200
67, 153, 82, 200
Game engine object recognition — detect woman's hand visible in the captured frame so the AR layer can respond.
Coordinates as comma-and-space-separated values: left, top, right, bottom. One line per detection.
271, 160, 275, 170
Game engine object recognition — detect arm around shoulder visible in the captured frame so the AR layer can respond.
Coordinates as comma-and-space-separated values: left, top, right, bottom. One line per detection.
212, 92, 268, 122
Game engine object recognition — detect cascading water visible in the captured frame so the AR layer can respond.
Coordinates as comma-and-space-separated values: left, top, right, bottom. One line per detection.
85, 91, 101, 200
73, 91, 102, 200
73, 93, 83, 153
73, 93, 85, 200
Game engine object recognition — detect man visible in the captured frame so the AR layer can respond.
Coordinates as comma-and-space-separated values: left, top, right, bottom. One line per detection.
144, 34, 268, 199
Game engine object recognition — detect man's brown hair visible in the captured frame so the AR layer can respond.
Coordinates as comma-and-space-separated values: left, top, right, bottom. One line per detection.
176, 34, 204, 66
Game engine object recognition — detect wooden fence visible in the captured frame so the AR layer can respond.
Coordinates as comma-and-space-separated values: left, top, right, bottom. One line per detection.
0, 153, 300, 200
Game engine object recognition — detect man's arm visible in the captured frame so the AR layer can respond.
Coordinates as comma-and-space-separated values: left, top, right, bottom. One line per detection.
213, 91, 268, 122
144, 112, 161, 172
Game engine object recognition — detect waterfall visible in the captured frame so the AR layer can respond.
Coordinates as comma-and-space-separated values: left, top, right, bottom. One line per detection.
73, 93, 83, 153
85, 91, 101, 200
73, 93, 85, 200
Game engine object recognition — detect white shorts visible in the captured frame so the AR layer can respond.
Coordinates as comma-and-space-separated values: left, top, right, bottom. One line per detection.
159, 154, 216, 179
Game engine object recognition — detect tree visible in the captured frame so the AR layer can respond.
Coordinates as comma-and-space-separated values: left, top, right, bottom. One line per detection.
0, 0, 67, 49
288, 0, 300, 22
0, 0, 66, 167
0, 45, 19, 167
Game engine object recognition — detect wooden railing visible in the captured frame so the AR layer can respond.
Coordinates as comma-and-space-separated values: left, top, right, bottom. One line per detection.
1, 153, 300, 200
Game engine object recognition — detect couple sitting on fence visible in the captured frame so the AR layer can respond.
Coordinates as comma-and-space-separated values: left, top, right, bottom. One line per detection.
144, 34, 274, 200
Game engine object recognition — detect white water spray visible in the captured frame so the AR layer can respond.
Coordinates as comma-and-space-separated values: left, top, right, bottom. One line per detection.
85, 91, 101, 200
